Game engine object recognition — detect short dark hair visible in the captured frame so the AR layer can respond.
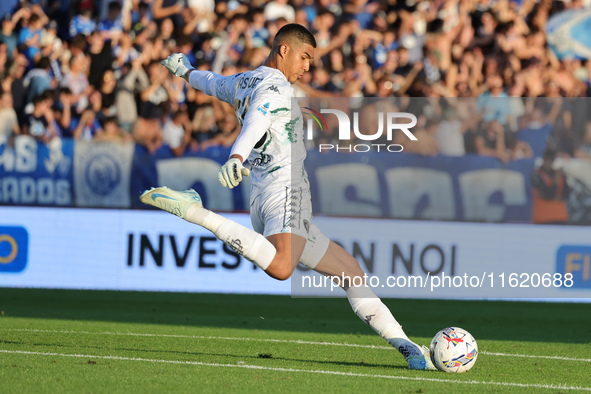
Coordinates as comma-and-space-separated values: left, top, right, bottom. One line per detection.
108, 1, 122, 11
103, 116, 118, 126
273, 23, 316, 49
37, 56, 51, 70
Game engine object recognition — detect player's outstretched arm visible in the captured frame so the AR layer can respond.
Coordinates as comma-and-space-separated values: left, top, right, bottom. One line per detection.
161, 53, 225, 99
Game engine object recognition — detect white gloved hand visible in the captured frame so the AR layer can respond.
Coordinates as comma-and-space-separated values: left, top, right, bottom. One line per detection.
161, 53, 194, 78
218, 158, 251, 189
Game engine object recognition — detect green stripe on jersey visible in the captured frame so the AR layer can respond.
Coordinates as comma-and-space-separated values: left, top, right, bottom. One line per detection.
270, 107, 289, 114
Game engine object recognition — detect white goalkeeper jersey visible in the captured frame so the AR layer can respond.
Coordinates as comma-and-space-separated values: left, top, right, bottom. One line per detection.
210, 66, 307, 194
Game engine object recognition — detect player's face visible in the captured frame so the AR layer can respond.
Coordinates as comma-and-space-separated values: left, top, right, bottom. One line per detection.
285, 43, 314, 84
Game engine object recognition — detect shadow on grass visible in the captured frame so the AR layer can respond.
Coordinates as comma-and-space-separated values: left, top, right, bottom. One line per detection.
0, 288, 590, 345
0, 338, 406, 370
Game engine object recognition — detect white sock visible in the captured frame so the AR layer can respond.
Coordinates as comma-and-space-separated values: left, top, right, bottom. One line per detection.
347, 285, 423, 359
185, 205, 276, 270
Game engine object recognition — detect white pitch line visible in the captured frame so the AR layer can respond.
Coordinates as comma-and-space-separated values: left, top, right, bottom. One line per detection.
479, 351, 591, 363
3, 328, 591, 363
1, 349, 589, 392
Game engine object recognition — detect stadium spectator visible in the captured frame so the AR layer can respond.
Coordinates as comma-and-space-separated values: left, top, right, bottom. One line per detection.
532, 149, 570, 224
249, 8, 270, 48
0, 88, 20, 145
518, 98, 562, 158
23, 91, 59, 143
94, 115, 133, 143
8, 52, 28, 122
88, 31, 115, 89
162, 109, 192, 156
24, 56, 53, 103
474, 120, 511, 162
397, 115, 439, 157
264, 0, 295, 22
69, 3, 96, 38
98, 1, 126, 38
152, 0, 184, 27
54, 87, 72, 135
61, 52, 92, 114
0, 41, 9, 80
1, 14, 18, 62
131, 1, 153, 34
0, 0, 588, 158
204, 113, 240, 149
114, 30, 141, 67
477, 74, 513, 128
435, 104, 478, 157
115, 58, 149, 131
98, 69, 117, 119
72, 108, 102, 140
18, 11, 45, 63
132, 116, 163, 154
139, 59, 171, 119
190, 104, 217, 147
158, 18, 176, 50
574, 123, 591, 160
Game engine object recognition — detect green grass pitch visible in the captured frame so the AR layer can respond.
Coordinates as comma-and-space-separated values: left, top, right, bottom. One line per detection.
1, 288, 590, 392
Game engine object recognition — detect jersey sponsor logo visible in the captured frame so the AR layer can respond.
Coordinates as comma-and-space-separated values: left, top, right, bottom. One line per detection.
237, 76, 263, 90
0, 226, 28, 273
267, 85, 279, 93
257, 102, 270, 115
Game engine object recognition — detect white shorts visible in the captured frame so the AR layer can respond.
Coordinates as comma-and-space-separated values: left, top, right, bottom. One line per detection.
250, 183, 330, 269
250, 185, 312, 239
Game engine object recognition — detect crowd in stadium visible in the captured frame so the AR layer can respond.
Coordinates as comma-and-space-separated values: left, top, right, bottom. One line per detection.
1, 0, 591, 161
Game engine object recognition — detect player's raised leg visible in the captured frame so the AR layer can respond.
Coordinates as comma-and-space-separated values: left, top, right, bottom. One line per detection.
310, 240, 436, 370
141, 187, 276, 271
140, 187, 305, 280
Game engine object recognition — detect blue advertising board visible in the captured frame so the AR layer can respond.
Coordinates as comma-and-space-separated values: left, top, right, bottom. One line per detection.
0, 136, 554, 223
0, 136, 74, 205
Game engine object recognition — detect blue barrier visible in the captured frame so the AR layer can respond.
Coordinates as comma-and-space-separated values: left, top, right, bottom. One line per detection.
0, 137, 536, 222
0, 136, 74, 206
305, 151, 534, 222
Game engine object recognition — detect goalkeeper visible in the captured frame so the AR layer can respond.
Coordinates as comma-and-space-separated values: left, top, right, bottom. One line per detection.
142, 23, 434, 370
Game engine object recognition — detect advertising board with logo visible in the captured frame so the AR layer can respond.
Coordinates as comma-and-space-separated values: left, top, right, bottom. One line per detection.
0, 136, 73, 205
0, 226, 28, 273
0, 206, 589, 301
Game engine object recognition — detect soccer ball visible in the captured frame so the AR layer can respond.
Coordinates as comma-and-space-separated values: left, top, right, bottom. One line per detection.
429, 327, 478, 373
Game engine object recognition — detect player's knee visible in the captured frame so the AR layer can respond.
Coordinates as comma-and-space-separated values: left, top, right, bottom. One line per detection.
272, 268, 293, 281
266, 255, 294, 281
